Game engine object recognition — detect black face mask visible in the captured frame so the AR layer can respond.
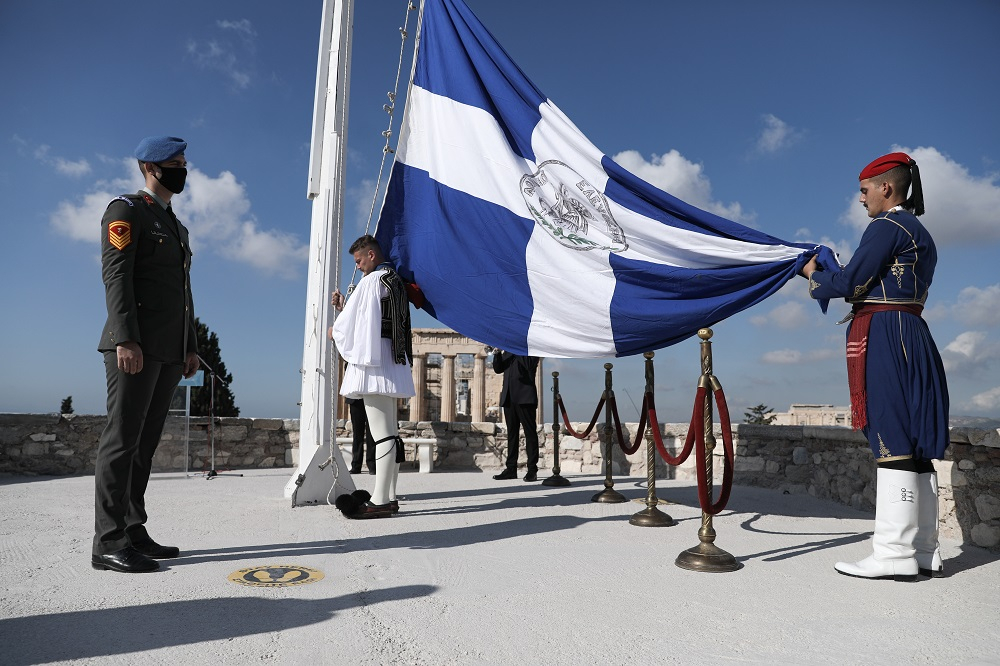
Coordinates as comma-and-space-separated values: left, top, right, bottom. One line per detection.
155, 166, 187, 194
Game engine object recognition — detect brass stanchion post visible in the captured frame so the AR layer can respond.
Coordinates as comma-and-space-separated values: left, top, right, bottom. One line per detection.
543, 371, 570, 487
592, 363, 626, 503
630, 352, 674, 526
675, 329, 740, 572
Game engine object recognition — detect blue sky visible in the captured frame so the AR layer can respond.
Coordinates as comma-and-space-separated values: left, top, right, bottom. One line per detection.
2, 0, 999, 425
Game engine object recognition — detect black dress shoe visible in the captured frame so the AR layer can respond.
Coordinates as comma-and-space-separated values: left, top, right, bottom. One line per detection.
389, 500, 400, 513
349, 468, 362, 474
131, 540, 180, 559
92, 546, 159, 573
493, 469, 517, 480
350, 501, 393, 519
523, 471, 538, 482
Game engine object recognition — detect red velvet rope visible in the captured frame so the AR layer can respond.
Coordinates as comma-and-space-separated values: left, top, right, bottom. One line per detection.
555, 369, 736, 516
647, 388, 699, 466
608, 394, 646, 455
557, 394, 606, 439
694, 387, 736, 516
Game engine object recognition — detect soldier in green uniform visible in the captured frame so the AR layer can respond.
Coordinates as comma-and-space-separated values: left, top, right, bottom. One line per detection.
92, 136, 199, 574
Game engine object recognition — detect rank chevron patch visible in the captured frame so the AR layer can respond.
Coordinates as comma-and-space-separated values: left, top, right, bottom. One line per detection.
108, 220, 132, 251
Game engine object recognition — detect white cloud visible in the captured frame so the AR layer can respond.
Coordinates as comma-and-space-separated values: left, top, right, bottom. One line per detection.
941, 330, 1000, 374
49, 159, 307, 278
953, 284, 1000, 328
750, 301, 810, 329
222, 223, 307, 278
971, 386, 1000, 410
837, 146, 1000, 244
178, 168, 308, 277
761, 349, 800, 364
612, 149, 753, 223
761, 348, 837, 364
922, 300, 950, 324
181, 168, 252, 241
755, 114, 803, 154
345, 177, 379, 237
801, 235, 855, 264
53, 157, 91, 177
19, 139, 92, 177
50, 158, 141, 242
943, 330, 985, 357
186, 21, 256, 90
218, 19, 257, 42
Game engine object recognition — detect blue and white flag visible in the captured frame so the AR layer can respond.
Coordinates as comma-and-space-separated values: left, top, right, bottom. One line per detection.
376, 0, 836, 358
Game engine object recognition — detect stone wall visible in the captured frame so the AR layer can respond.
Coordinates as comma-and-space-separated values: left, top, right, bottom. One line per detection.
949, 429, 1000, 549
730, 424, 1000, 549
2, 413, 997, 551
0, 414, 296, 476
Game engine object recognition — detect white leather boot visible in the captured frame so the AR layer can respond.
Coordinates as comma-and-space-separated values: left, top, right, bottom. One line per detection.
914, 471, 944, 577
835, 468, 919, 581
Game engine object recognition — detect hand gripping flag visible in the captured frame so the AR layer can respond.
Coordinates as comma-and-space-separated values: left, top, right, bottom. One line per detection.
376, 0, 837, 358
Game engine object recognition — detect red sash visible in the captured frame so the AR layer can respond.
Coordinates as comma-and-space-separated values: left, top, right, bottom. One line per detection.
847, 303, 923, 430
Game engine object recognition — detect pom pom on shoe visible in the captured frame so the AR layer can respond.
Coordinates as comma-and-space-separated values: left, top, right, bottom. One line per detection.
334, 492, 362, 516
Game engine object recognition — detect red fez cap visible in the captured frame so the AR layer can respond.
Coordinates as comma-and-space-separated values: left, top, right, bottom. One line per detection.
859, 152, 913, 181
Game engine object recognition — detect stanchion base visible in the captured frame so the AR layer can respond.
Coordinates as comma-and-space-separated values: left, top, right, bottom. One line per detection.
201, 469, 244, 480
591, 487, 627, 503
675, 542, 742, 573
541, 474, 571, 487
631, 497, 672, 505
629, 506, 675, 527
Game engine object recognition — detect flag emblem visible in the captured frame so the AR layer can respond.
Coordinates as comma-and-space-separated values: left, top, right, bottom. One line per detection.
521, 160, 627, 252
108, 221, 131, 251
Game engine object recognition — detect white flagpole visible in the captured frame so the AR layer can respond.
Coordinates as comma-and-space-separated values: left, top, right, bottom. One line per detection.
284, 0, 357, 503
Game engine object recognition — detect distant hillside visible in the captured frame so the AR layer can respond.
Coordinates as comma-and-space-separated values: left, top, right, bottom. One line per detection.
950, 415, 1000, 428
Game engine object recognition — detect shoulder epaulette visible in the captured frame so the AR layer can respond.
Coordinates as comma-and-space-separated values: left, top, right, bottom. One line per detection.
107, 194, 147, 210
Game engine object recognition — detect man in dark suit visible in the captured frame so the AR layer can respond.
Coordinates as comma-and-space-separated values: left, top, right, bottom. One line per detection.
491, 350, 541, 481
346, 396, 377, 474
92, 135, 199, 574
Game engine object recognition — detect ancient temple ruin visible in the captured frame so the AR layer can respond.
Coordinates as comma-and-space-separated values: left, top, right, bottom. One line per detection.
338, 328, 544, 423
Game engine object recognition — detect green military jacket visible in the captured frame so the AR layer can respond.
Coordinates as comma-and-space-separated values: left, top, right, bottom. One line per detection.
98, 191, 197, 364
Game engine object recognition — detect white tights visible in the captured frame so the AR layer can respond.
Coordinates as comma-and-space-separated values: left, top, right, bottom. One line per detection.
363, 395, 401, 506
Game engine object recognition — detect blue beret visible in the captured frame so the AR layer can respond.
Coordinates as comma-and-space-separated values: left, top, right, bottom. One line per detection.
134, 135, 187, 162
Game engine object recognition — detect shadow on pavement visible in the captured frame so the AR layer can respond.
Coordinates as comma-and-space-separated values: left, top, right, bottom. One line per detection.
174, 513, 622, 566
736, 513, 870, 562
0, 584, 437, 665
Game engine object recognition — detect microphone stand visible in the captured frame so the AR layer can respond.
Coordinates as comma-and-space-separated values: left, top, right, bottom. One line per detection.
197, 355, 243, 480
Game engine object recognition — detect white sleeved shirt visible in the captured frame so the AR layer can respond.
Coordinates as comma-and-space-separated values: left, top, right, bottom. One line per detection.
331, 268, 416, 399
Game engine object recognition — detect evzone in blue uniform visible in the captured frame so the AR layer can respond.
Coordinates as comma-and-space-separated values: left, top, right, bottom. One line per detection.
803, 151, 948, 581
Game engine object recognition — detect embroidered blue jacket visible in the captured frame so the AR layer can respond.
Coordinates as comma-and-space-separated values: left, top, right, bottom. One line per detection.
808, 208, 936, 306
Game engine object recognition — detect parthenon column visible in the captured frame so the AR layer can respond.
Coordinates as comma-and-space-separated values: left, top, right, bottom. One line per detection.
472, 353, 486, 422
409, 353, 426, 421
440, 354, 456, 422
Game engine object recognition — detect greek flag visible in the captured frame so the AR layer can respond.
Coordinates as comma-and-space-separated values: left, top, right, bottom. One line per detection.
376, 0, 835, 358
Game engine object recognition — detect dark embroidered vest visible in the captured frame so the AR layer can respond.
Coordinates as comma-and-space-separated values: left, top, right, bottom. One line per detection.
377, 264, 413, 366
